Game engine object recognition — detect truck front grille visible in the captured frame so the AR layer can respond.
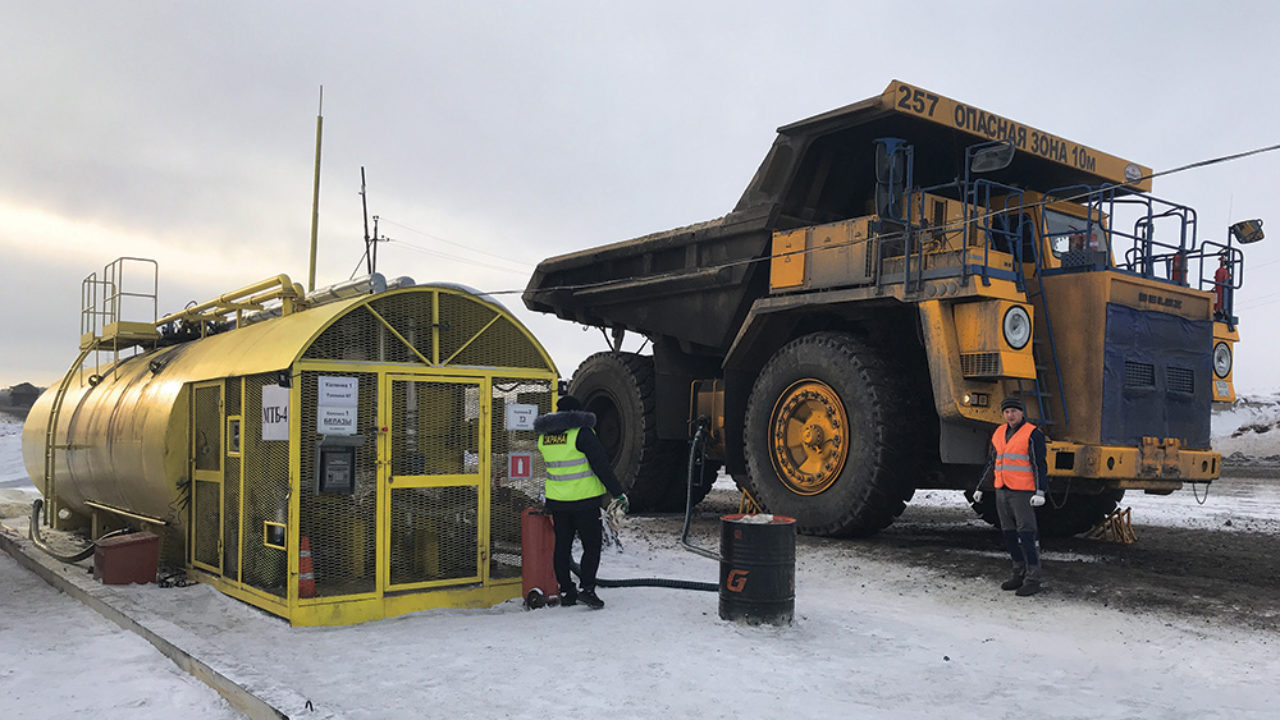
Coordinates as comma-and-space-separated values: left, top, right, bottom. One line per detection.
1124, 361, 1155, 388
1167, 366, 1194, 394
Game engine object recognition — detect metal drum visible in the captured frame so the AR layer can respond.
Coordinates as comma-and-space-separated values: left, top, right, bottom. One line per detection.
718, 513, 796, 626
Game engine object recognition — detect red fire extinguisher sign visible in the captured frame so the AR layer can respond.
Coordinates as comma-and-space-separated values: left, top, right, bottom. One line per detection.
509, 452, 532, 479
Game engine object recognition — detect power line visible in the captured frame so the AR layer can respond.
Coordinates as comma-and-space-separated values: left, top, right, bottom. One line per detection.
379, 218, 535, 270
386, 239, 530, 275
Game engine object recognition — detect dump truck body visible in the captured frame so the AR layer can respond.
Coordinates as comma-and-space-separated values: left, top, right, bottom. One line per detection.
524, 81, 1258, 536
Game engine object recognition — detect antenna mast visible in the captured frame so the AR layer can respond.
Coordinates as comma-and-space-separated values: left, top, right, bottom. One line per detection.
360, 166, 372, 275
307, 86, 324, 292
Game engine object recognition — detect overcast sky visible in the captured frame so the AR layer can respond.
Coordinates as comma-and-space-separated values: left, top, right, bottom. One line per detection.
3, 2, 1279, 393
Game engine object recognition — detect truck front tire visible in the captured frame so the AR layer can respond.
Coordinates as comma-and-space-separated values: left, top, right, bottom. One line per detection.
742, 332, 917, 537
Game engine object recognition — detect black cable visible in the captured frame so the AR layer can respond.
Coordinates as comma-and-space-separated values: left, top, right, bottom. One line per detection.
680, 421, 720, 561
28, 498, 129, 564
570, 560, 717, 592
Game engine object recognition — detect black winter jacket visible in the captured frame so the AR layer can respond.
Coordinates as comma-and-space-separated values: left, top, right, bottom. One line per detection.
533, 410, 625, 512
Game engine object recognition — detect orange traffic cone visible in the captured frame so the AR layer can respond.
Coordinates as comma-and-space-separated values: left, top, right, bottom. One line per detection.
298, 536, 315, 598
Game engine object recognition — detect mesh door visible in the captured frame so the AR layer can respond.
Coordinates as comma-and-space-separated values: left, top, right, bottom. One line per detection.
489, 378, 552, 579
241, 375, 289, 598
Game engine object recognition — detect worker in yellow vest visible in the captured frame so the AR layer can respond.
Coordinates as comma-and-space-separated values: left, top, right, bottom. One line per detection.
974, 396, 1048, 597
535, 395, 628, 610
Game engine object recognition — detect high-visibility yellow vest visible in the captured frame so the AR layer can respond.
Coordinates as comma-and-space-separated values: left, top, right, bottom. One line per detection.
992, 422, 1038, 491
537, 427, 607, 501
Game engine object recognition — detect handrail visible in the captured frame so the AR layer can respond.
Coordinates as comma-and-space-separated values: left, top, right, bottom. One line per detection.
156, 274, 303, 328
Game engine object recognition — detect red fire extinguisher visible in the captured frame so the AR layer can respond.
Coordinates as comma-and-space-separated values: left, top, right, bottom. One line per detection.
1214, 253, 1231, 314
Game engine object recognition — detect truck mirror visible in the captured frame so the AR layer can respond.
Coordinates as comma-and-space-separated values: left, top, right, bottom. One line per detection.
970, 141, 1015, 173
1229, 219, 1265, 244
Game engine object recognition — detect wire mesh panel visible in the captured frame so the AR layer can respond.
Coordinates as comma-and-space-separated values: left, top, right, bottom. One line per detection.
369, 292, 435, 363
223, 455, 241, 580
302, 308, 387, 362
193, 479, 220, 568
193, 385, 221, 471
489, 378, 552, 579
242, 374, 289, 598
299, 371, 379, 598
437, 292, 499, 366
388, 486, 479, 585
449, 316, 550, 371
224, 378, 242, 581
391, 381, 480, 475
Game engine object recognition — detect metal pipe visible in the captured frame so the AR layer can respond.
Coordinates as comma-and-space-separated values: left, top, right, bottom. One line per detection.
157, 274, 300, 326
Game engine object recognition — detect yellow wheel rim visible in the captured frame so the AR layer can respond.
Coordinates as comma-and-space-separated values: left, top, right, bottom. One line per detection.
768, 379, 850, 495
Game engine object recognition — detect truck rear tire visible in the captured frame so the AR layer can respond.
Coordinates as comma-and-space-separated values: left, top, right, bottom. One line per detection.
568, 352, 683, 512
742, 332, 917, 537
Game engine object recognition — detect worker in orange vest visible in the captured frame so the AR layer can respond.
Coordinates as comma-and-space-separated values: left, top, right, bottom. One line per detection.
973, 396, 1048, 596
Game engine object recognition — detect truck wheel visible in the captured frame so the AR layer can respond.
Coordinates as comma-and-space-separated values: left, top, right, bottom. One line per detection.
568, 352, 681, 512
1037, 489, 1125, 537
742, 332, 916, 537
968, 489, 1124, 538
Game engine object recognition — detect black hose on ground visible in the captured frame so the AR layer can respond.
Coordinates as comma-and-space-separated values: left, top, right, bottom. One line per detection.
566, 419, 720, 593
571, 560, 717, 592
29, 498, 129, 564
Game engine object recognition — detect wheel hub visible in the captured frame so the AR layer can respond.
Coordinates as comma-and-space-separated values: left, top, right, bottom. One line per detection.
769, 379, 850, 495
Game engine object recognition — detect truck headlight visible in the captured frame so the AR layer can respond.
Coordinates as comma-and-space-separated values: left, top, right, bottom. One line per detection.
1002, 306, 1031, 350
1213, 342, 1232, 378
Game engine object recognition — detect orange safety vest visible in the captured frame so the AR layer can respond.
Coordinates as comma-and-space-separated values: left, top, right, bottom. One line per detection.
992, 422, 1038, 491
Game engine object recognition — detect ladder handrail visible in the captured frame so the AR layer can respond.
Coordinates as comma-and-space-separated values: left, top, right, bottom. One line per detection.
42, 346, 93, 527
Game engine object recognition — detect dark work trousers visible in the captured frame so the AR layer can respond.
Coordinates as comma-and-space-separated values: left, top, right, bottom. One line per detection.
995, 488, 1042, 581
552, 506, 603, 594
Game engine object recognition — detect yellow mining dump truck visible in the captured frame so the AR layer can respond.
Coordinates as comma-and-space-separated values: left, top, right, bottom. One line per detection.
524, 80, 1263, 537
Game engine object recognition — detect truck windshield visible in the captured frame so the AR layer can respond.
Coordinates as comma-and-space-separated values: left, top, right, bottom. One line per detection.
1045, 208, 1107, 258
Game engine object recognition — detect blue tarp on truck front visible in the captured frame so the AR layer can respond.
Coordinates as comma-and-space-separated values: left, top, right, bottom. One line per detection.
1101, 303, 1212, 449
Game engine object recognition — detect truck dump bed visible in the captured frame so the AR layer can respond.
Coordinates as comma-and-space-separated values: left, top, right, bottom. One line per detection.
523, 80, 1150, 354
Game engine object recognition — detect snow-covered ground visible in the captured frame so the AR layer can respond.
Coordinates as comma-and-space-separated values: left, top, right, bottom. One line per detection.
1213, 392, 1280, 466
3, 407, 1280, 719
0, 553, 241, 720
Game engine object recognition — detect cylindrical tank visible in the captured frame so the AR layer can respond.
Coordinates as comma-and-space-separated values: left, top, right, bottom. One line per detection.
718, 513, 796, 626
22, 294, 367, 532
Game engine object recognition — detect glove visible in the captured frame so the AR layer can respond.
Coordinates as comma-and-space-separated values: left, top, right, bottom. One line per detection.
972, 490, 983, 504
607, 494, 629, 522
1030, 491, 1046, 508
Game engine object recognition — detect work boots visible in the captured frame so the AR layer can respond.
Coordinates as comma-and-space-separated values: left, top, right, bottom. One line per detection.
1015, 579, 1042, 597
579, 589, 605, 610
1000, 571, 1025, 591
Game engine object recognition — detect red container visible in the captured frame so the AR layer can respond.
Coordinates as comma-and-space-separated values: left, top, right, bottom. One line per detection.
521, 508, 560, 608
93, 532, 159, 585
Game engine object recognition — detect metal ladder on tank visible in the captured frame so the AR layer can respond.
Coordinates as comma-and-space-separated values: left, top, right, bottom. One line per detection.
40, 347, 93, 527
41, 259, 159, 528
